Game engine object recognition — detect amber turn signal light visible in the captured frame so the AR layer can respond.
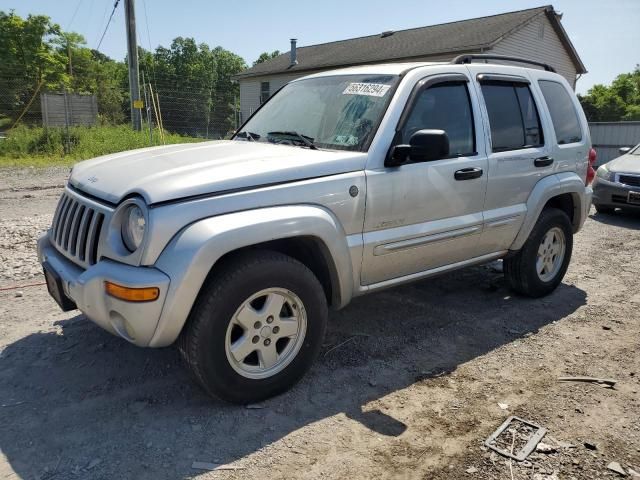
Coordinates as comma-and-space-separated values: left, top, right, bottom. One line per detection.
104, 281, 159, 302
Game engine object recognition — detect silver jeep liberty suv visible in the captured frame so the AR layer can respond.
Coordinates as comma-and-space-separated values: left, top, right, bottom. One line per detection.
38, 55, 594, 403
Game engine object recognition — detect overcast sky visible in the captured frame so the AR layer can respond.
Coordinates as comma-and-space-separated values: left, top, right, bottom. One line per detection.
8, 0, 640, 94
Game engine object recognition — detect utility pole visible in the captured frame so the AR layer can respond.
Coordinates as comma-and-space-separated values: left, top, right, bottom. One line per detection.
66, 37, 73, 76
124, 0, 142, 131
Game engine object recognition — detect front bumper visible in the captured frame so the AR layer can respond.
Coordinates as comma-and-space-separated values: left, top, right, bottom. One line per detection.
38, 232, 170, 346
592, 178, 640, 210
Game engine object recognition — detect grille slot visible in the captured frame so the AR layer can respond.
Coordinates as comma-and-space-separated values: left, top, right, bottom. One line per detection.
619, 174, 640, 187
50, 191, 106, 267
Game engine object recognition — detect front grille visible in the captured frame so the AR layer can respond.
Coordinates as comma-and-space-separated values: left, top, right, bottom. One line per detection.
619, 174, 640, 187
612, 194, 628, 204
51, 191, 106, 266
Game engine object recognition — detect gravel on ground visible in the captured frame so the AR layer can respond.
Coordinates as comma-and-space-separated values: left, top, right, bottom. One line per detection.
0, 167, 638, 480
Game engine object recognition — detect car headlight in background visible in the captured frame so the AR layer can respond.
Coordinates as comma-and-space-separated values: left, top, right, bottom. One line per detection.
121, 204, 146, 252
595, 165, 614, 182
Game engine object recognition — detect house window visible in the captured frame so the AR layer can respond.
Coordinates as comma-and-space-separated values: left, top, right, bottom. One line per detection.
260, 82, 270, 104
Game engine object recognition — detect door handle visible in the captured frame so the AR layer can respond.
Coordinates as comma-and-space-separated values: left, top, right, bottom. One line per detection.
454, 167, 483, 180
534, 156, 554, 167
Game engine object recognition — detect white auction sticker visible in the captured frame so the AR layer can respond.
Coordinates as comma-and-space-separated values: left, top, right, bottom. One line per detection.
343, 83, 391, 97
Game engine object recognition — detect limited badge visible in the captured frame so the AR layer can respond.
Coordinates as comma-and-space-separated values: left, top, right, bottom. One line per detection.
349, 185, 359, 197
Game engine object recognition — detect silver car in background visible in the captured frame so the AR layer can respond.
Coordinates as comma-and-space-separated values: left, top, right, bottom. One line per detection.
593, 143, 640, 213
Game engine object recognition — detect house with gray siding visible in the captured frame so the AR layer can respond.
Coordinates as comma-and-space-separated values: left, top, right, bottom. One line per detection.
234, 5, 586, 123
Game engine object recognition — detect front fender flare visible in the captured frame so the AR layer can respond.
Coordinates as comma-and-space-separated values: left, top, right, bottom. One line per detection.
149, 205, 353, 347
510, 172, 591, 251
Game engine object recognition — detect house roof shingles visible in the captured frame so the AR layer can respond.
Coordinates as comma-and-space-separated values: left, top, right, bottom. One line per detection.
236, 5, 585, 79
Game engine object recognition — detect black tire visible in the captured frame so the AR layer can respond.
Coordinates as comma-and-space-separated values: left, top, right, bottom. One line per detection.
178, 250, 328, 404
504, 208, 573, 298
594, 204, 615, 214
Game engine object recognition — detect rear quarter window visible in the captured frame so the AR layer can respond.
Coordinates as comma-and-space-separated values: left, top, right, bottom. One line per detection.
538, 80, 582, 145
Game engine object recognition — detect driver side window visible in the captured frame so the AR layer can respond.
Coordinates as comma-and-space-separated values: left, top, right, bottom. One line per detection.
402, 82, 476, 157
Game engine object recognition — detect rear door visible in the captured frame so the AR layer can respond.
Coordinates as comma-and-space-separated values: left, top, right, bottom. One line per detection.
467, 66, 553, 253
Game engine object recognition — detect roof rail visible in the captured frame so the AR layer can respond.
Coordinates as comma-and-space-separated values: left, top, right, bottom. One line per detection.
451, 54, 556, 73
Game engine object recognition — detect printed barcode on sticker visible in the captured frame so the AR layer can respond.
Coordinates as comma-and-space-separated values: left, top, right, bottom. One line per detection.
343, 83, 391, 97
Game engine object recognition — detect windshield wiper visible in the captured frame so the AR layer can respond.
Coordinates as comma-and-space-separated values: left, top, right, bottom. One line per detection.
268, 131, 317, 150
235, 131, 260, 141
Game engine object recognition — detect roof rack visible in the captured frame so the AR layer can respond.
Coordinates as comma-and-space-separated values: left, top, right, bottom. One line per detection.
451, 54, 556, 73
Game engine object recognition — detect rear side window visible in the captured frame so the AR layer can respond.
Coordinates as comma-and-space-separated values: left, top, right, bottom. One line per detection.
538, 80, 582, 145
481, 82, 544, 152
402, 82, 475, 157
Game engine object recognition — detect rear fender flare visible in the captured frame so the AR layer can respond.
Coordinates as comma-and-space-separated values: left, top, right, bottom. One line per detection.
510, 172, 589, 251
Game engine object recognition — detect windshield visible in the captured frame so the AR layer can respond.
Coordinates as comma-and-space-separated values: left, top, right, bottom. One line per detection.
235, 74, 399, 152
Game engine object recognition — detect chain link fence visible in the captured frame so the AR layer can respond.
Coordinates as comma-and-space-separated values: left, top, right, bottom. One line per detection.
0, 71, 242, 153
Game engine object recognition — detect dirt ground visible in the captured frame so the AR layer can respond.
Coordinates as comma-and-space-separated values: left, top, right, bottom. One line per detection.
1, 167, 639, 480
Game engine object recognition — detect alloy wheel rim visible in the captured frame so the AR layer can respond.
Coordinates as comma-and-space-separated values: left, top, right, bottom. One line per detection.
536, 227, 566, 282
224, 288, 307, 379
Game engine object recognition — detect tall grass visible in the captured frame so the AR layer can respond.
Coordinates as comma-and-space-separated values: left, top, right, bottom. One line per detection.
0, 125, 204, 167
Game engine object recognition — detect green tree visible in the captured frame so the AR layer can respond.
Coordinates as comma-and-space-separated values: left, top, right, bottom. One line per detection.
90, 52, 128, 124
210, 47, 246, 137
51, 30, 128, 124
139, 39, 245, 137
0, 10, 247, 135
0, 11, 128, 126
0, 11, 68, 125
253, 50, 281, 66
578, 66, 640, 121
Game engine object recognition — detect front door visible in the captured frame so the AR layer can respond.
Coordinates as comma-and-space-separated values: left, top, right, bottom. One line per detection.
361, 73, 488, 286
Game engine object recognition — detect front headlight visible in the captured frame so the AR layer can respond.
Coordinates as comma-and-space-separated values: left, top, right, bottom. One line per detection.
596, 165, 614, 182
121, 204, 146, 252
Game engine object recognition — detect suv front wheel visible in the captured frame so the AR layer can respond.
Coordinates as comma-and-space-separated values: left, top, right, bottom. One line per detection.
179, 250, 328, 404
504, 208, 573, 298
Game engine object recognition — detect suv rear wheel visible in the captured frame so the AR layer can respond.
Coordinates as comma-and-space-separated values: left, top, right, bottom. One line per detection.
504, 208, 573, 298
179, 250, 328, 404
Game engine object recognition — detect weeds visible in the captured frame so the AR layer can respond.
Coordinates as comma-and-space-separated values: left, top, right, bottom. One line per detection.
0, 125, 203, 167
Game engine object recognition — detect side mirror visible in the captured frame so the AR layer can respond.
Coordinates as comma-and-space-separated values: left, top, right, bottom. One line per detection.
386, 129, 450, 167
619, 147, 631, 155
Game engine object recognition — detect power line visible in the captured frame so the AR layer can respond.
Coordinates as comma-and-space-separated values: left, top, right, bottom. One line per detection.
141, 0, 158, 86
94, 0, 111, 46
66, 0, 84, 30
142, 0, 153, 53
95, 0, 121, 51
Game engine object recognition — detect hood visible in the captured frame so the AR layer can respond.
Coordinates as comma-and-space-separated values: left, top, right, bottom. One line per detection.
607, 151, 640, 174
69, 141, 367, 205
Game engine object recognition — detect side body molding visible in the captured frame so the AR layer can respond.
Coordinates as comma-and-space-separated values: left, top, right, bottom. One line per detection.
510, 172, 592, 251
150, 205, 354, 347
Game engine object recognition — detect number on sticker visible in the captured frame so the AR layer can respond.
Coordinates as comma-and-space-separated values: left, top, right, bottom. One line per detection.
343, 83, 391, 97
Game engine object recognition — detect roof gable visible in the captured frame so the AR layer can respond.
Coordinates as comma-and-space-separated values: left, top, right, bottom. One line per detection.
237, 6, 559, 79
